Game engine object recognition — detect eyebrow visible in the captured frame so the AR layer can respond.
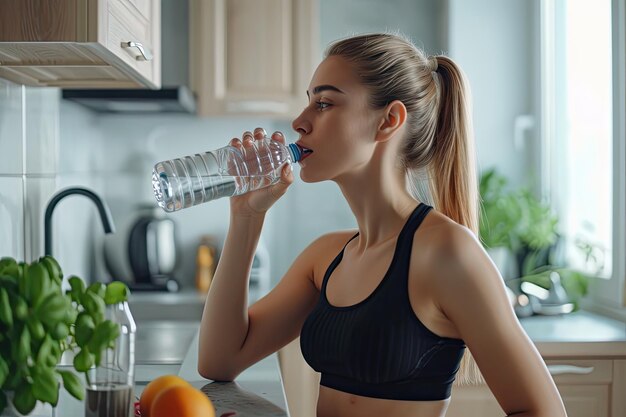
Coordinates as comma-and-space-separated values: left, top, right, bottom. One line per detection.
307, 84, 345, 98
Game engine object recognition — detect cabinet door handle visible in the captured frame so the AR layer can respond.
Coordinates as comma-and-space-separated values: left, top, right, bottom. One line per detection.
121, 41, 153, 61
547, 365, 594, 375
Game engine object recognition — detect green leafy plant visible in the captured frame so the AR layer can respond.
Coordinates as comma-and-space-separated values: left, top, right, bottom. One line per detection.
479, 168, 558, 255
479, 168, 596, 310
0, 256, 129, 415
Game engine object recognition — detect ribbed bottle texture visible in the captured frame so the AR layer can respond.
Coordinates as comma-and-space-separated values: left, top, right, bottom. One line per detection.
152, 138, 302, 212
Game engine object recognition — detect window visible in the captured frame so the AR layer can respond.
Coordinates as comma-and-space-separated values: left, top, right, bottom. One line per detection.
541, 0, 625, 308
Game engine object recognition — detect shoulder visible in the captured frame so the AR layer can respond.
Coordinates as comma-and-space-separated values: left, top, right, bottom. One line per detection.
299, 230, 358, 289
415, 210, 498, 305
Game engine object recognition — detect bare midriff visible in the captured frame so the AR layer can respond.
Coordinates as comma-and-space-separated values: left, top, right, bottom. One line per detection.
315, 385, 450, 417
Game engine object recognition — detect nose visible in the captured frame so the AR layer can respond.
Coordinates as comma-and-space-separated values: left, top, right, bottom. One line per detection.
291, 110, 312, 137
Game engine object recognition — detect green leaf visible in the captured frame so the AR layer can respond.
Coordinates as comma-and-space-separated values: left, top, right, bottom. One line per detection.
104, 281, 129, 305
17, 262, 29, 297
0, 288, 13, 328
3, 366, 24, 390
88, 320, 120, 355
36, 335, 55, 368
11, 295, 28, 321
32, 367, 60, 406
13, 383, 37, 416
75, 313, 95, 347
0, 355, 8, 387
81, 291, 105, 322
35, 293, 69, 327
39, 256, 63, 287
86, 282, 106, 299
51, 322, 69, 341
27, 316, 45, 341
73, 348, 94, 372
15, 326, 31, 363
63, 307, 78, 325
0, 275, 18, 293
0, 257, 18, 278
27, 262, 51, 307
57, 369, 85, 401
47, 340, 62, 368
68, 276, 85, 303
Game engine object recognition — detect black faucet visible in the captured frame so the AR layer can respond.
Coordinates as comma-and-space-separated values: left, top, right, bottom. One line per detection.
44, 187, 116, 256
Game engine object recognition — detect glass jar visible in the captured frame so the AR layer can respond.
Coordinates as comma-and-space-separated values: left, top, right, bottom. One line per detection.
84, 301, 136, 417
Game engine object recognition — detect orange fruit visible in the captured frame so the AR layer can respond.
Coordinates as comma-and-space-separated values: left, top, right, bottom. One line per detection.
151, 385, 216, 417
140, 375, 191, 417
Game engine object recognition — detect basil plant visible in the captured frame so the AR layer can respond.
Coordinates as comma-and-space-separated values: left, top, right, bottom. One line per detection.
0, 256, 129, 415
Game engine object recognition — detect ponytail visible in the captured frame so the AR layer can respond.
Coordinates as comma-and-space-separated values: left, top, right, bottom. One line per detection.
429, 56, 483, 386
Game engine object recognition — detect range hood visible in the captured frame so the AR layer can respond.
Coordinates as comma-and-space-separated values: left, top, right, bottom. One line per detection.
62, 0, 195, 114
62, 86, 196, 113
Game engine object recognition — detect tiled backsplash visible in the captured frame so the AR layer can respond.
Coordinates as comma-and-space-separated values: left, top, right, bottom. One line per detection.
0, 79, 58, 264
0, 79, 102, 286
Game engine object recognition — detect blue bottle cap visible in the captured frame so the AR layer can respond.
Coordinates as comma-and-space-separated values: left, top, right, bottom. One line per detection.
287, 143, 302, 162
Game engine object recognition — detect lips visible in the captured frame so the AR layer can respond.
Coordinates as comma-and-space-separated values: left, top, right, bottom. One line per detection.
296, 142, 313, 162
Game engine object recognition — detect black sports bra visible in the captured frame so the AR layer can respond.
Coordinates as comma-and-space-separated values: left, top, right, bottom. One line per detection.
300, 203, 466, 401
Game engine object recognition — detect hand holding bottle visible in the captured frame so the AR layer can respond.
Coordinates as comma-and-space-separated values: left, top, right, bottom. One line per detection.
228, 128, 294, 218
152, 127, 305, 213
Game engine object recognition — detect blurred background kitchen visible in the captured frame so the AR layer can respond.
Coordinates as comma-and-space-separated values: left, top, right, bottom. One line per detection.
2, 0, 621, 315
0, 0, 625, 415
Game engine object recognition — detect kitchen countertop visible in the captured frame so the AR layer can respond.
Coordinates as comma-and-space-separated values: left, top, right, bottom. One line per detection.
178, 330, 288, 417
519, 310, 626, 357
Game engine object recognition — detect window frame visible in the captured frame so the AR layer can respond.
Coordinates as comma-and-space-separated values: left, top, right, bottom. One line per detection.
540, 0, 626, 316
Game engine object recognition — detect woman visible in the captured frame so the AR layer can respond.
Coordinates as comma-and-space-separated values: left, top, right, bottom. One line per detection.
198, 33, 567, 417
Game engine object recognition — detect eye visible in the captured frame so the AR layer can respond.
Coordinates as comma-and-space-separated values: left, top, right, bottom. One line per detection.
315, 101, 331, 111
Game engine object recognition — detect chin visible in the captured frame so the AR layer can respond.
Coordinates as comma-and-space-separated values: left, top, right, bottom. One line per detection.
298, 167, 326, 184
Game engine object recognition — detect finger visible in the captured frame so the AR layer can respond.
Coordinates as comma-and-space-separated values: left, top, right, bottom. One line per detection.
271, 131, 286, 144
253, 127, 267, 141
242, 131, 255, 149
279, 163, 294, 185
230, 137, 243, 149
270, 163, 294, 199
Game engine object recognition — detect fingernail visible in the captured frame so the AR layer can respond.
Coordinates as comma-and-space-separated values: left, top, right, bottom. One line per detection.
273, 131, 284, 138
285, 163, 292, 174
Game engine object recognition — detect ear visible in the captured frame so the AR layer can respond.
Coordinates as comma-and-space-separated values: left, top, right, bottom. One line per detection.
375, 100, 407, 143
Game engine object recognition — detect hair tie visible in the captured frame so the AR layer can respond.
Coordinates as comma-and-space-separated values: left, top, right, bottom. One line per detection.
428, 56, 438, 72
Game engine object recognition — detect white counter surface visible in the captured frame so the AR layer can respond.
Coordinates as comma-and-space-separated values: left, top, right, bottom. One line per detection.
519, 310, 626, 357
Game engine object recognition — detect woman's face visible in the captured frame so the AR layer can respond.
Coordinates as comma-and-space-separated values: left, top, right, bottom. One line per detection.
291, 55, 382, 183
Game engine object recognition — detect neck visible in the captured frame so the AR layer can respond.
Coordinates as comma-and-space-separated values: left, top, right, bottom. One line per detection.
336, 163, 420, 252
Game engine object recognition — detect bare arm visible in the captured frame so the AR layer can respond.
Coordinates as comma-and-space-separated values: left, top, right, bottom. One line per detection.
428, 225, 567, 417
197, 214, 265, 380
197, 228, 343, 381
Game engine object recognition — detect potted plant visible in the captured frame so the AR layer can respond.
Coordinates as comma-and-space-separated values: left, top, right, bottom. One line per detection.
0, 256, 129, 416
479, 168, 593, 310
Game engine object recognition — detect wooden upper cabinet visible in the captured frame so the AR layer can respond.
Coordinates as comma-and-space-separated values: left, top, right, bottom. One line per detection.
190, 0, 319, 117
0, 0, 161, 89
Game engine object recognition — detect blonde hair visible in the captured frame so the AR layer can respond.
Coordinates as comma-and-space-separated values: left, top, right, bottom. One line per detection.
326, 33, 482, 386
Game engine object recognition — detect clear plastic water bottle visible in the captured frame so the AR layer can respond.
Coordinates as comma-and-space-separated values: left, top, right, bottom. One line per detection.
152, 137, 308, 212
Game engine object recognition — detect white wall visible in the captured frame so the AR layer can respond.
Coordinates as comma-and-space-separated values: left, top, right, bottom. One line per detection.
447, 0, 537, 190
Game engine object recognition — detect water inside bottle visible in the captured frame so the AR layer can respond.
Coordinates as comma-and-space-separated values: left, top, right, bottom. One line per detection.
153, 171, 282, 212
85, 383, 133, 417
